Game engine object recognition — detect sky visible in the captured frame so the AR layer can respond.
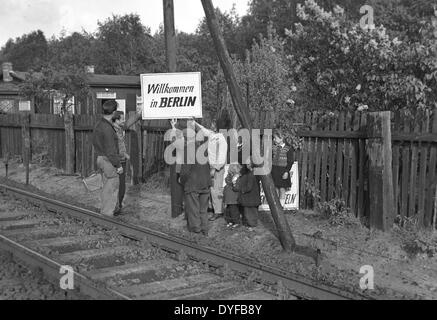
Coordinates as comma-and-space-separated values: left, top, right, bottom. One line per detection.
0, 0, 250, 46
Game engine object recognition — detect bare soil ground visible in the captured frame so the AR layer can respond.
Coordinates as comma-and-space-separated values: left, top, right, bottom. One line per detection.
0, 161, 436, 299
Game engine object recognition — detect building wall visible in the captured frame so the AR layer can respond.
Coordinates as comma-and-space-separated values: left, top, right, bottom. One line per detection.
84, 87, 141, 115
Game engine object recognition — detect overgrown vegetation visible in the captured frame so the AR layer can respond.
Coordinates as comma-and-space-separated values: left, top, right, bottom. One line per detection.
394, 215, 437, 258
316, 197, 360, 226
2, 0, 435, 121
30, 136, 53, 167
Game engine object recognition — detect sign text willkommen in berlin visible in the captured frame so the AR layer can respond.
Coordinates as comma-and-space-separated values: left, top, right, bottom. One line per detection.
141, 72, 202, 120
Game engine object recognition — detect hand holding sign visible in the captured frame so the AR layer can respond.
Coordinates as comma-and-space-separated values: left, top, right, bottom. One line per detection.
170, 119, 178, 129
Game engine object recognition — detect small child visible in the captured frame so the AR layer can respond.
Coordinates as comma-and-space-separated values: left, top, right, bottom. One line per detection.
223, 163, 242, 228
233, 162, 261, 231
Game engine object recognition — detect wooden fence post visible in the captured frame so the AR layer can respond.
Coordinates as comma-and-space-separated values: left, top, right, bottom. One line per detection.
129, 111, 143, 185
64, 112, 75, 174
367, 111, 395, 231
21, 113, 31, 185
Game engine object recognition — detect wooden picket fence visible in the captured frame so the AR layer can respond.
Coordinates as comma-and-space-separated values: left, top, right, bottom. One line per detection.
0, 113, 170, 181
294, 111, 368, 219
0, 109, 436, 229
391, 110, 437, 228
294, 109, 437, 229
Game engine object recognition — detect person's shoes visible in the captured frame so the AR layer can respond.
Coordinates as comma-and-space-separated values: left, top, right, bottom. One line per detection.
201, 230, 208, 237
113, 208, 122, 217
226, 223, 234, 228
209, 213, 223, 221
232, 224, 240, 229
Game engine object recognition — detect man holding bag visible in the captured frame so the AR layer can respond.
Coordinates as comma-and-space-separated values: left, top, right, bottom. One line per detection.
92, 100, 123, 217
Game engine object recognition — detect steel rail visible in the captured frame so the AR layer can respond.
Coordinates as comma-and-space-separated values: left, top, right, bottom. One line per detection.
0, 234, 131, 300
0, 183, 371, 300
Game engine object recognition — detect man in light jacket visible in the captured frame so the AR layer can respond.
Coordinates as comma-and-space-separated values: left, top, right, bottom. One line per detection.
194, 120, 228, 221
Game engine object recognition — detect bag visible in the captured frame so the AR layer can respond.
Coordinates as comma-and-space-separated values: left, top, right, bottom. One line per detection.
83, 172, 103, 192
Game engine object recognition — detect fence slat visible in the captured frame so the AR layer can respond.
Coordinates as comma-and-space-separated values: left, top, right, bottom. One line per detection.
304, 112, 314, 207
400, 115, 411, 219
357, 113, 367, 220
307, 112, 316, 194
320, 116, 328, 202
327, 113, 337, 201
424, 109, 437, 227
392, 111, 400, 218
408, 120, 420, 218
350, 112, 359, 214
336, 113, 345, 197
313, 112, 322, 199
343, 112, 352, 205
417, 111, 429, 225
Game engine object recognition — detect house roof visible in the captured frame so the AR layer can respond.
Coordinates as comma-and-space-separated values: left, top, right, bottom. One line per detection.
86, 74, 141, 88
0, 81, 20, 94
0, 71, 141, 95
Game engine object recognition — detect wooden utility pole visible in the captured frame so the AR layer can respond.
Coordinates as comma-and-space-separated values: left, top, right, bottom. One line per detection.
164, 0, 184, 218
201, 0, 296, 251
164, 0, 177, 73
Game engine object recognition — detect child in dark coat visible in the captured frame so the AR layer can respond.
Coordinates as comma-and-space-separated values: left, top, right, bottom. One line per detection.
223, 164, 242, 228
233, 163, 261, 230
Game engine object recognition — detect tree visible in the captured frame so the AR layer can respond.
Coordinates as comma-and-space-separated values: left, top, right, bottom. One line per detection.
19, 66, 89, 114
285, 0, 437, 112
20, 64, 90, 174
0, 30, 48, 71
94, 14, 156, 75
48, 31, 96, 69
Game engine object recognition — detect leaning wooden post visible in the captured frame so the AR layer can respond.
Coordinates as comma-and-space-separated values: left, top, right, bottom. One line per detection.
201, 0, 296, 251
64, 111, 75, 175
367, 111, 395, 231
21, 113, 31, 185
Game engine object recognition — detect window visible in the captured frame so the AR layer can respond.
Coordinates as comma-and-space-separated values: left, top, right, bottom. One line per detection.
53, 92, 75, 114
0, 99, 15, 113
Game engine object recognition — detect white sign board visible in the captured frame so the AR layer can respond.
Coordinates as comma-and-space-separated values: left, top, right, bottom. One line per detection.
19, 100, 31, 112
96, 92, 116, 99
222, 162, 299, 211
140, 72, 202, 120
259, 162, 299, 211
116, 99, 126, 115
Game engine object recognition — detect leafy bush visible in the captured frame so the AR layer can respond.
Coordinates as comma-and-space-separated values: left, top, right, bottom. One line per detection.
285, 0, 437, 112
394, 215, 437, 258
304, 180, 320, 209
215, 26, 302, 143
316, 197, 360, 226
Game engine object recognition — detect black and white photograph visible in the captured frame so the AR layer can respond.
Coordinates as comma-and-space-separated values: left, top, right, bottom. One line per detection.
0, 0, 436, 306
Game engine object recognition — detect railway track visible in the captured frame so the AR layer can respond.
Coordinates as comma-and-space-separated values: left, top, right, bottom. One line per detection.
0, 183, 370, 300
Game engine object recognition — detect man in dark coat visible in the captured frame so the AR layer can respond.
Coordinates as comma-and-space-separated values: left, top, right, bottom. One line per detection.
178, 138, 212, 236
92, 100, 123, 217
